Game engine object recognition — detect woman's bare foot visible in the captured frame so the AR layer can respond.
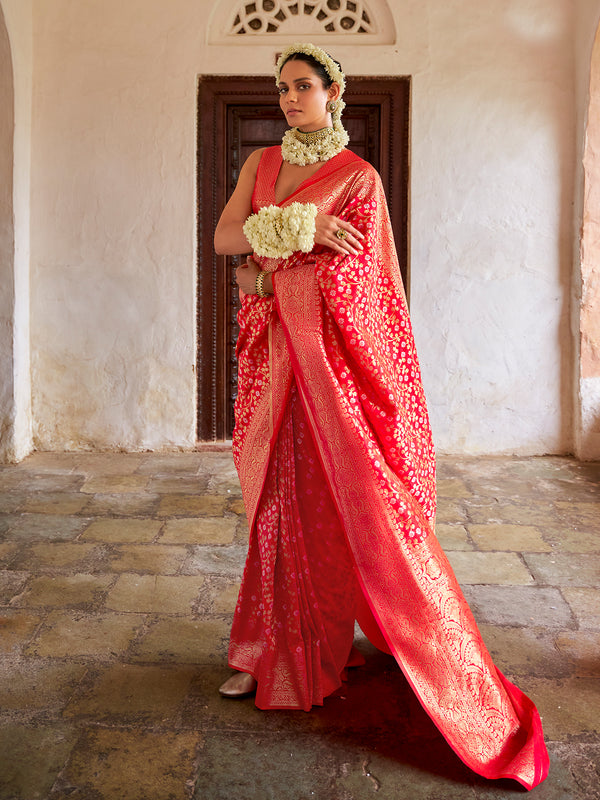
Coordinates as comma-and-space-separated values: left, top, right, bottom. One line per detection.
219, 671, 257, 698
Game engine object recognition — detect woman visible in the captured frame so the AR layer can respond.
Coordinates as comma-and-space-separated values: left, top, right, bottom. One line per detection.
214, 43, 549, 790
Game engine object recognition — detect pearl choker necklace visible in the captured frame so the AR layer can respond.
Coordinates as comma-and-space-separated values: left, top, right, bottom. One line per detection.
281, 121, 349, 166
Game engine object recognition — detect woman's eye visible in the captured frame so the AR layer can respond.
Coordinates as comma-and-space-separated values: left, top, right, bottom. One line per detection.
278, 87, 287, 95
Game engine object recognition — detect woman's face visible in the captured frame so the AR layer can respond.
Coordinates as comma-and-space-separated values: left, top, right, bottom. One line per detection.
278, 59, 340, 132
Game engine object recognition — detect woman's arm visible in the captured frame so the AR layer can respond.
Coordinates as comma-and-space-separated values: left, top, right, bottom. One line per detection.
235, 257, 273, 295
214, 149, 264, 255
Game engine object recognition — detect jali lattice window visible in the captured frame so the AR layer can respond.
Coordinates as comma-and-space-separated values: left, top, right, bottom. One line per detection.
230, 0, 375, 35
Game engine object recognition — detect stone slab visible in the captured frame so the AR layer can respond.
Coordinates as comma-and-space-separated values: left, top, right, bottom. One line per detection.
12, 542, 101, 571
51, 728, 202, 800
206, 473, 243, 495
433, 498, 468, 524
81, 492, 160, 516
0, 541, 18, 566
129, 617, 230, 664
445, 551, 534, 585
10, 573, 114, 609
108, 544, 188, 575
467, 523, 552, 552
562, 588, 600, 629
0, 723, 77, 800
0, 492, 29, 513
212, 581, 241, 613
160, 517, 236, 545
136, 452, 205, 474
27, 611, 143, 657
524, 553, 600, 587
20, 492, 90, 515
14, 452, 79, 471
0, 471, 27, 490
517, 677, 600, 739
157, 494, 227, 517
541, 528, 600, 553
106, 574, 204, 613
194, 730, 476, 800
554, 501, 600, 530
0, 569, 29, 603
466, 502, 560, 527
81, 518, 162, 543
539, 743, 600, 800
65, 663, 197, 722
472, 741, 592, 799
181, 545, 248, 577
146, 475, 209, 494
228, 497, 247, 516
435, 477, 469, 498
462, 585, 574, 628
555, 631, 600, 677
0, 610, 43, 653
478, 623, 571, 678
2, 514, 91, 541
81, 475, 150, 494
73, 453, 145, 475
0, 659, 87, 710
435, 524, 473, 551
12, 473, 84, 493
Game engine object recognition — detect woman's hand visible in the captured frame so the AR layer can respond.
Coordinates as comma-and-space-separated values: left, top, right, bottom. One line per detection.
314, 214, 364, 256
235, 257, 273, 296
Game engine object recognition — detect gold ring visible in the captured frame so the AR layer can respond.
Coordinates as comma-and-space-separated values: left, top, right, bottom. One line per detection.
335, 229, 347, 240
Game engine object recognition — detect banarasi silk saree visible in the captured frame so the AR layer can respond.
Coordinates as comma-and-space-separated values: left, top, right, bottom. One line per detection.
228, 145, 549, 790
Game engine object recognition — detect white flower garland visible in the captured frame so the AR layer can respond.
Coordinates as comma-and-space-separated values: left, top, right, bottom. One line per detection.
243, 202, 317, 259
281, 123, 349, 166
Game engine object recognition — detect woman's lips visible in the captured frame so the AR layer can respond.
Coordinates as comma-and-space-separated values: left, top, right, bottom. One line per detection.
286, 109, 301, 115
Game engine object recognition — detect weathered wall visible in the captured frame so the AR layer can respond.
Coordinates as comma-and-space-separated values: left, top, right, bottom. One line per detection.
410, 2, 577, 454
576, 4, 600, 459
0, 0, 32, 462
18, 0, 594, 453
0, 5, 15, 457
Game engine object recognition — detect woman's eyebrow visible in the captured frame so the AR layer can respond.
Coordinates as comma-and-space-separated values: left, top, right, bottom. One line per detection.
278, 77, 313, 87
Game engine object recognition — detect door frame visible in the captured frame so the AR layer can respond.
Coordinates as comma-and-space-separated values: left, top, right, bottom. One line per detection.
197, 75, 411, 441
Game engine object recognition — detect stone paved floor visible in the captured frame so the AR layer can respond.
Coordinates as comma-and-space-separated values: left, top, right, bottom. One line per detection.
0, 452, 598, 800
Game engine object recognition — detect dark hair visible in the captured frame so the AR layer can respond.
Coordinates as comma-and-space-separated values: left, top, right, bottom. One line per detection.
279, 51, 343, 89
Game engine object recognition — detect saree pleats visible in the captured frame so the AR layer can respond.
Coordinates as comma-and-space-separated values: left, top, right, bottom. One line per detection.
229, 146, 549, 789
229, 383, 359, 711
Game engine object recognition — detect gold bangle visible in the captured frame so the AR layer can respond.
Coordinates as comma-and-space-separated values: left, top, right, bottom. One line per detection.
255, 271, 268, 298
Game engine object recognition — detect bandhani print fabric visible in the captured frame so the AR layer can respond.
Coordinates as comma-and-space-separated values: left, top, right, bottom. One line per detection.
227, 145, 549, 790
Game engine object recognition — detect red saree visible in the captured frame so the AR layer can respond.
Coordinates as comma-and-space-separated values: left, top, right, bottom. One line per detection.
228, 146, 549, 790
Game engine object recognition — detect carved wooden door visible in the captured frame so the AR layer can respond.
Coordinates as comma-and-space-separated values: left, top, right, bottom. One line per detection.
197, 76, 409, 440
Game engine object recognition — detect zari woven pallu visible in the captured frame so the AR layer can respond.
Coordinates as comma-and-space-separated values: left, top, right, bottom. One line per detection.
228, 145, 549, 790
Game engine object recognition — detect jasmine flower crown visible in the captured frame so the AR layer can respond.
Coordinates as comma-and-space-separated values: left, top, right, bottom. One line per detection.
275, 42, 347, 120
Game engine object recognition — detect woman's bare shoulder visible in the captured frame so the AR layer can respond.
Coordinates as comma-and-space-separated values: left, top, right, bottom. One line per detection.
240, 147, 267, 174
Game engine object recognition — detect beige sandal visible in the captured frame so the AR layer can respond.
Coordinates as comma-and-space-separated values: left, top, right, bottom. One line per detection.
219, 671, 257, 698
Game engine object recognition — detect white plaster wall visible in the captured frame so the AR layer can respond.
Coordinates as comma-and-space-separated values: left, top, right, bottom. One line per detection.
28, 0, 584, 453
0, 6, 15, 457
574, 0, 600, 460
0, 0, 33, 462
411, 1, 577, 454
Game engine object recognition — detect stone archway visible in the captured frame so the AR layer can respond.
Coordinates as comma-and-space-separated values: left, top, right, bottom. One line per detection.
577, 20, 600, 460
0, 3, 15, 460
